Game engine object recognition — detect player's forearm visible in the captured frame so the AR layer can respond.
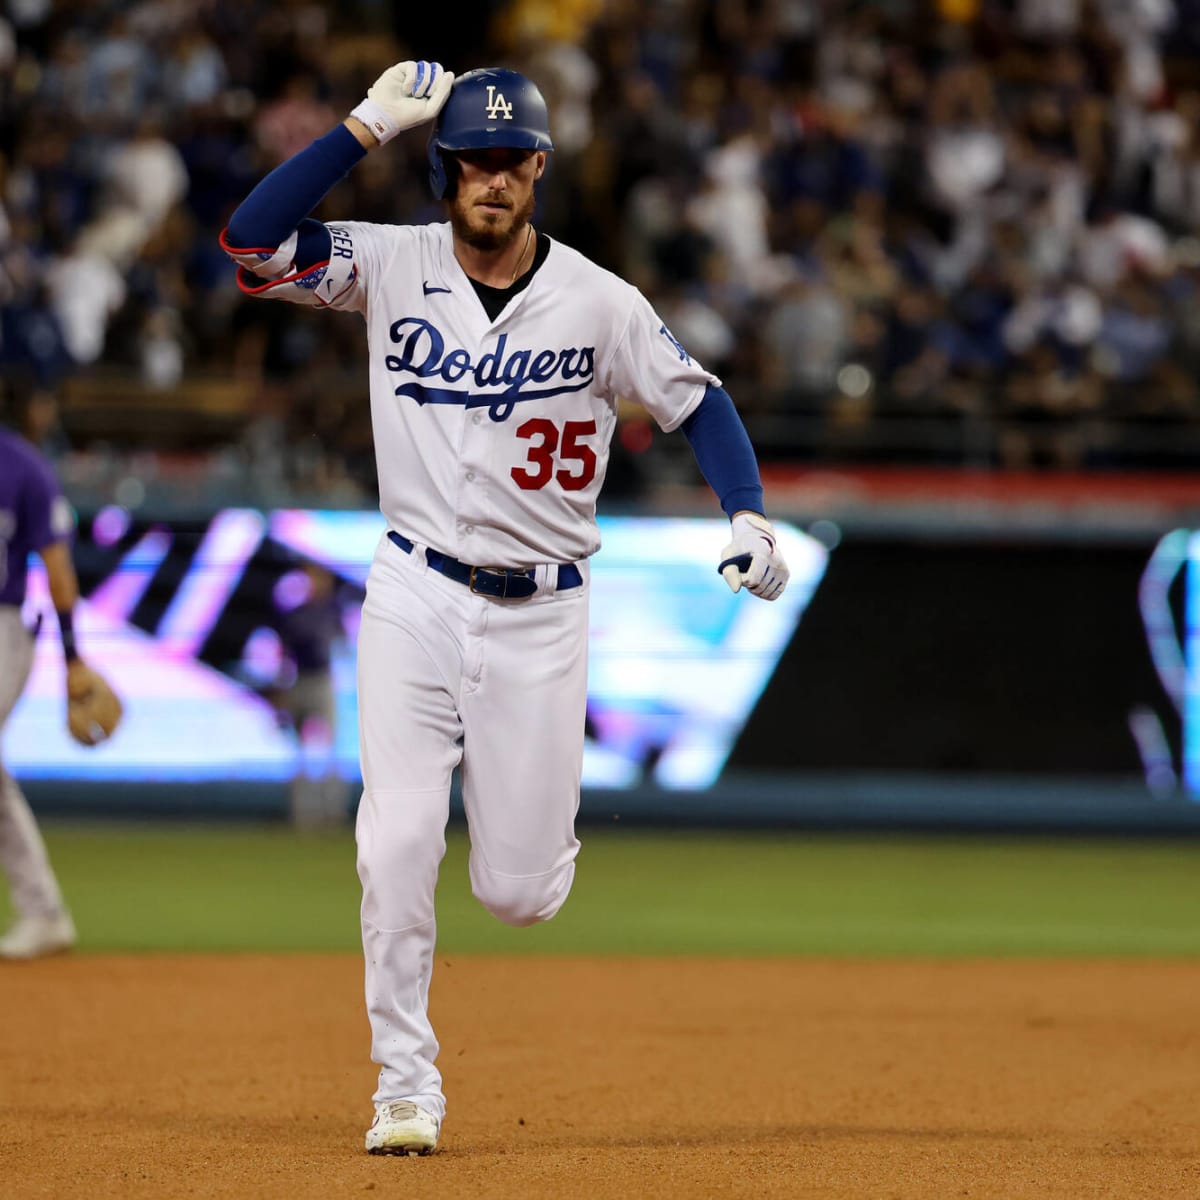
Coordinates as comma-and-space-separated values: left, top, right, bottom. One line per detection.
38, 539, 81, 661
38, 540, 79, 613
680, 384, 765, 517
225, 124, 367, 252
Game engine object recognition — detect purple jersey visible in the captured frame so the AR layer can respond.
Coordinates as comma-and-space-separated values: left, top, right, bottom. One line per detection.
279, 593, 342, 673
0, 430, 74, 607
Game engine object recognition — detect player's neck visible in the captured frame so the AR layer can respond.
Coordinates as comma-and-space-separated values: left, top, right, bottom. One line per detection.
455, 224, 535, 290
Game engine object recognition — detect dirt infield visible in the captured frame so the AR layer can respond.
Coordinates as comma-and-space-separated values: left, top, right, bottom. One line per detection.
2, 956, 1198, 1199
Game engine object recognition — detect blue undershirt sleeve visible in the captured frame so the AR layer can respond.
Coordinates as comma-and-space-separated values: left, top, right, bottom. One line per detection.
226, 124, 368, 268
680, 383, 765, 518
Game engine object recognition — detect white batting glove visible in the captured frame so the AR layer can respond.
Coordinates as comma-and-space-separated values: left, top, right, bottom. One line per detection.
718, 512, 789, 601
350, 60, 454, 145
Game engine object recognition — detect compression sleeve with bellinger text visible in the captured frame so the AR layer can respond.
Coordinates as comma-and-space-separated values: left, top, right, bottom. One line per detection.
224, 124, 367, 269
680, 383, 765, 518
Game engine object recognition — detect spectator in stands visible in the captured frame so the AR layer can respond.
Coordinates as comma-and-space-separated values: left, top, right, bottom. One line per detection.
254, 74, 340, 166
0, 279, 73, 392
42, 229, 126, 367
761, 268, 850, 412
105, 113, 190, 236
880, 281, 956, 407
997, 337, 1106, 469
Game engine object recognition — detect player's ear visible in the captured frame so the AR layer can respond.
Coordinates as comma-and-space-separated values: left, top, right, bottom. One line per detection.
533, 151, 546, 180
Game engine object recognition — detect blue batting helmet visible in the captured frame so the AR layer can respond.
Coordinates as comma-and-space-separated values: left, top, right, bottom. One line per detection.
428, 68, 554, 199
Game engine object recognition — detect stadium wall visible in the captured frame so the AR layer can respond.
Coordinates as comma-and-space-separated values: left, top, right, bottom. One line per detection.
13, 489, 1200, 833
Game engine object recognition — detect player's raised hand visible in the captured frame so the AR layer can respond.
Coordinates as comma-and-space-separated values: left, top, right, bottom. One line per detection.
351, 60, 454, 145
718, 512, 789, 601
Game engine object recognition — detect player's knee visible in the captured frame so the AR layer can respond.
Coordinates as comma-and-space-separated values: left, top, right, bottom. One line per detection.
355, 791, 446, 929
471, 860, 575, 927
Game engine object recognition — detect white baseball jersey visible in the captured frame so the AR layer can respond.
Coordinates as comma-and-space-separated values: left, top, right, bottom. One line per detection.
229, 221, 718, 566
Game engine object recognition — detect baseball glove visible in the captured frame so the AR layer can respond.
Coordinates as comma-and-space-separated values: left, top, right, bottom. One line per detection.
66, 660, 123, 746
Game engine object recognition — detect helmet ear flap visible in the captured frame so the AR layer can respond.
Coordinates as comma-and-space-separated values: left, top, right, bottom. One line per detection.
441, 153, 460, 199
428, 146, 461, 200
427, 138, 449, 199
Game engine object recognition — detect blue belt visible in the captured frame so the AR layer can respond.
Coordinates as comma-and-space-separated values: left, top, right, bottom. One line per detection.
388, 531, 582, 600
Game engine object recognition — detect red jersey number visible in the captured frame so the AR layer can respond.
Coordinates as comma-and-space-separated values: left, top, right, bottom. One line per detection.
511, 418, 598, 492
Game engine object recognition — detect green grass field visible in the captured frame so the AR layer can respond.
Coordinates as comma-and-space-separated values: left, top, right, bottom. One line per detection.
4, 822, 1199, 956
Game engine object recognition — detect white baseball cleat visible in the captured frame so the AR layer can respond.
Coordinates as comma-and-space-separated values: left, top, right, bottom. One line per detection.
365, 1100, 440, 1156
0, 912, 77, 960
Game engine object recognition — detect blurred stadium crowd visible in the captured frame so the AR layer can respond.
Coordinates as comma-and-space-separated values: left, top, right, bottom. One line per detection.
5, 0, 1200, 509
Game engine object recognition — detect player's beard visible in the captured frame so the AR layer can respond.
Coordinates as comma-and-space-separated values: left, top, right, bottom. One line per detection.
449, 188, 536, 253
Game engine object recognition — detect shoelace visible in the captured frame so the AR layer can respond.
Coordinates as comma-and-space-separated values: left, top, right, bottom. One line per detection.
377, 1101, 428, 1123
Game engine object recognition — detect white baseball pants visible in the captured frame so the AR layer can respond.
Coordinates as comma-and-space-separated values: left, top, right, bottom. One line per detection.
355, 533, 587, 1121
0, 607, 69, 920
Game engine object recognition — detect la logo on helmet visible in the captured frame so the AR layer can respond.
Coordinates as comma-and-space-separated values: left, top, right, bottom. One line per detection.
485, 86, 513, 120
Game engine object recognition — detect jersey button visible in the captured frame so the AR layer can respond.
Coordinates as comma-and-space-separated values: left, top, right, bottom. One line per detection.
466, 471, 475, 482
472, 414, 482, 425
463, 524, 475, 534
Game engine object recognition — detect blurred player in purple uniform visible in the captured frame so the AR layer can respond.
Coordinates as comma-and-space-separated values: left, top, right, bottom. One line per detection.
272, 560, 347, 829
0, 400, 81, 958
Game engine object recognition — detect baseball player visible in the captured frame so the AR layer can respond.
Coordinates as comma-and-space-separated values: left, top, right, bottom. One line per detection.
0, 404, 122, 960
222, 60, 789, 1155
271, 560, 346, 829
